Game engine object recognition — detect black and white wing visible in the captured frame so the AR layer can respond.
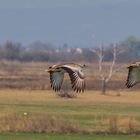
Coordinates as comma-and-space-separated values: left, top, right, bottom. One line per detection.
62, 66, 85, 92
50, 72, 64, 91
126, 65, 140, 88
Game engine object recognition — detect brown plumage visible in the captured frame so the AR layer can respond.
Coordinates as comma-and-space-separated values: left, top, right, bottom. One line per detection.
47, 63, 86, 93
126, 61, 140, 88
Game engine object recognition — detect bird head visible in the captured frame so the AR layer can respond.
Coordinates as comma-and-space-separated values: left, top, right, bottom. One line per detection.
81, 64, 87, 68
45, 66, 56, 72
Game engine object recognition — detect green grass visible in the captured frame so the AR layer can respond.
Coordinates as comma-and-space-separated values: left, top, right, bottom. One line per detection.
0, 133, 140, 140
0, 90, 139, 134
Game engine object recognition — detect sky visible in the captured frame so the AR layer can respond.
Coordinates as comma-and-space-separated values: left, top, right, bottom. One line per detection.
0, 0, 140, 47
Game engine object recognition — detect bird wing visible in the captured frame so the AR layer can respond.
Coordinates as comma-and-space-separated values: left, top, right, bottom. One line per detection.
50, 71, 64, 91
61, 66, 85, 92
126, 65, 140, 88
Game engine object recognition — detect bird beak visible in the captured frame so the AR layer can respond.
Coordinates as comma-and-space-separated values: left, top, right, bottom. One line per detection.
45, 69, 49, 72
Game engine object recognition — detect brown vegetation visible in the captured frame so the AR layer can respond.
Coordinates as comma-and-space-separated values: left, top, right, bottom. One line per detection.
0, 113, 139, 134
0, 90, 139, 134
0, 60, 133, 91
0, 112, 78, 133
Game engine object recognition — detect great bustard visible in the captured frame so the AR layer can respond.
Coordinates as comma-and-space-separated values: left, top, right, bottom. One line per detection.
126, 61, 140, 88
47, 63, 86, 93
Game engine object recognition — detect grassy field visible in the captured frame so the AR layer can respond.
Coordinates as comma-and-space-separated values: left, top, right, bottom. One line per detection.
0, 61, 130, 90
0, 89, 140, 140
0, 60, 139, 139
0, 133, 140, 140
0, 89, 139, 135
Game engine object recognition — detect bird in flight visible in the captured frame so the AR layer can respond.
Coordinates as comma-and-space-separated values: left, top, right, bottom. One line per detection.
126, 61, 140, 88
47, 63, 86, 93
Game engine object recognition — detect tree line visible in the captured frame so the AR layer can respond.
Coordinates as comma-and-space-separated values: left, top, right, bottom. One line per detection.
0, 36, 139, 62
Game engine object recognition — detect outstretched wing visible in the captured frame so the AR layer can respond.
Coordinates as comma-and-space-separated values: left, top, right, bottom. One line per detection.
50, 72, 64, 91
126, 66, 140, 88
62, 66, 85, 92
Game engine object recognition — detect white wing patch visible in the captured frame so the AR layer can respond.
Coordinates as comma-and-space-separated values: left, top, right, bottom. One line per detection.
50, 72, 64, 91
126, 66, 140, 88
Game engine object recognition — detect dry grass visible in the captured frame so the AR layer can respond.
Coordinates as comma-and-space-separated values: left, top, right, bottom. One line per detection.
0, 61, 139, 134
0, 89, 139, 134
0, 89, 140, 104
0, 112, 78, 133
0, 60, 132, 90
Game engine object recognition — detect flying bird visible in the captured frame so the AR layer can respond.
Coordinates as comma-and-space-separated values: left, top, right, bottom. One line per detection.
126, 61, 140, 88
47, 63, 86, 93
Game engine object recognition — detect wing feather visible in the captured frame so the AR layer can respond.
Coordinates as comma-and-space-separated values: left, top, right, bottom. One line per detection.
50, 72, 64, 91
61, 66, 85, 93
126, 66, 140, 88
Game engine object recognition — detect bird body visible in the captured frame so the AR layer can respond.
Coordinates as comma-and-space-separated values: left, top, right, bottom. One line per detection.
47, 63, 86, 92
126, 61, 140, 88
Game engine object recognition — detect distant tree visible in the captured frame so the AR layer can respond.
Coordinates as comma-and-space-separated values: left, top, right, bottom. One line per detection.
20, 41, 56, 62
82, 48, 97, 62
91, 43, 123, 94
20, 51, 51, 62
28, 41, 55, 52
121, 36, 140, 49
121, 36, 140, 60
2, 41, 21, 60
62, 43, 69, 49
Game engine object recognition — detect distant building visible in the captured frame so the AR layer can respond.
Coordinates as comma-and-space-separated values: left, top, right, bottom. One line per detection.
76, 48, 83, 54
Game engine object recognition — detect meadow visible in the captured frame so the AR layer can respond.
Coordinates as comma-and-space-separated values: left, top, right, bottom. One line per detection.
0, 60, 129, 90
0, 61, 139, 139
0, 89, 139, 139
0, 133, 140, 140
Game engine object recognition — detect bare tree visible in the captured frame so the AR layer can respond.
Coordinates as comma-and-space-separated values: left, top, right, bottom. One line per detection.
91, 43, 123, 94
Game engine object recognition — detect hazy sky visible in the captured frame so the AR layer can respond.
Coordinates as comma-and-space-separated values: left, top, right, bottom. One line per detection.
0, 0, 133, 9
0, 0, 140, 47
